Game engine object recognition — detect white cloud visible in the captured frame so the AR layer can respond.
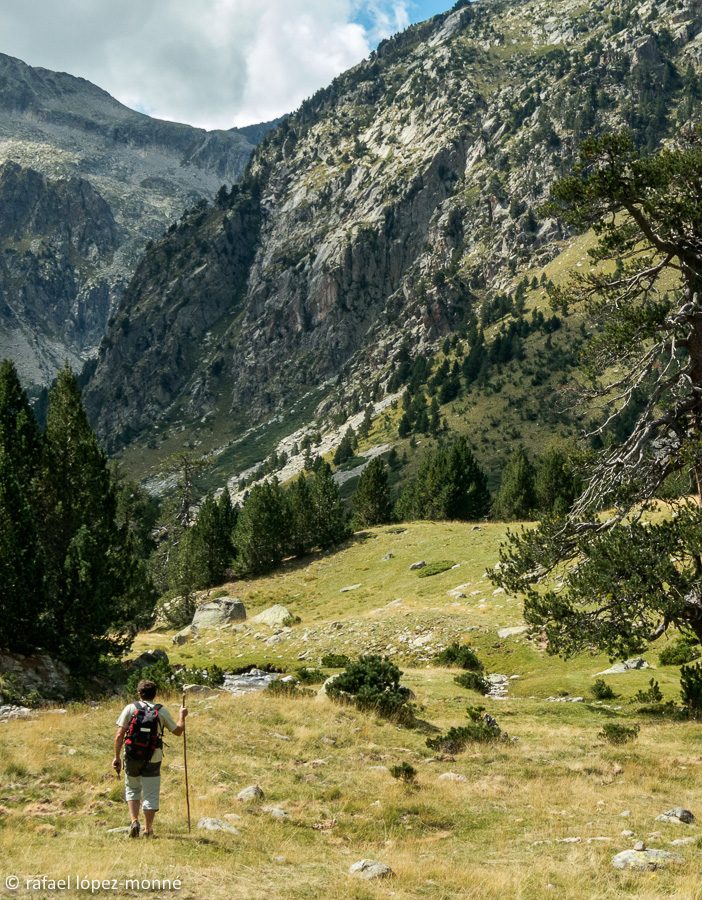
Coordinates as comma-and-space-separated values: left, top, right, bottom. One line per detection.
0, 0, 416, 130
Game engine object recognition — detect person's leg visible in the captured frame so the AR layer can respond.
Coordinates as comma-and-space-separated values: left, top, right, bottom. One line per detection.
141, 775, 161, 835
125, 772, 143, 836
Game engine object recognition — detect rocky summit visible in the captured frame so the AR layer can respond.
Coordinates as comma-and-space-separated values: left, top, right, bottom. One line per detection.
84, 0, 702, 469
0, 52, 275, 391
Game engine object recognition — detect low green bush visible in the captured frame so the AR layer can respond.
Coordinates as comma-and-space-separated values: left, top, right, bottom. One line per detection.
426, 706, 505, 753
680, 661, 702, 717
454, 671, 490, 694
591, 679, 617, 700
417, 560, 456, 578
265, 679, 313, 698
599, 723, 639, 744
321, 653, 352, 668
326, 655, 414, 725
634, 678, 663, 704
390, 762, 417, 783
125, 659, 224, 697
435, 643, 483, 671
296, 667, 328, 684
659, 637, 701, 666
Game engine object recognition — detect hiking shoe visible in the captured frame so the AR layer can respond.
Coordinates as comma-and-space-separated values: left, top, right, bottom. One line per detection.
129, 820, 140, 839
143, 831, 156, 839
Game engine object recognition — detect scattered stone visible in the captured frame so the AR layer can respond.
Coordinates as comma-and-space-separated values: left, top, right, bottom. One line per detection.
438, 773, 466, 782
237, 784, 264, 803
349, 860, 394, 880
670, 836, 696, 846
656, 808, 695, 825
251, 605, 294, 627
106, 826, 131, 834
596, 658, 649, 676
223, 669, 279, 696
382, 553, 394, 561
316, 675, 340, 701
262, 805, 289, 821
621, 830, 635, 837
223, 813, 242, 822
192, 598, 246, 628
183, 684, 222, 695
409, 561, 426, 570
586, 837, 612, 843
472, 525, 482, 531
339, 584, 361, 593
197, 817, 239, 835
0, 705, 33, 722
545, 696, 584, 703
556, 837, 581, 844
620, 810, 631, 818
497, 625, 528, 639
647, 832, 663, 840
492, 587, 506, 595
172, 624, 199, 645
612, 848, 683, 870
486, 674, 509, 699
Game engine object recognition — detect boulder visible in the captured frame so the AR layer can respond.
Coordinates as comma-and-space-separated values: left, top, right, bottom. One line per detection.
339, 584, 361, 593
262, 805, 289, 820
316, 675, 340, 702
611, 848, 683, 870
172, 625, 199, 645
131, 649, 169, 670
596, 658, 649, 675
197, 817, 239, 835
237, 784, 264, 803
497, 625, 529, 639
409, 561, 426, 570
0, 651, 71, 699
438, 773, 467, 782
0, 705, 33, 723
250, 605, 293, 627
349, 860, 394, 880
192, 598, 246, 629
656, 807, 695, 825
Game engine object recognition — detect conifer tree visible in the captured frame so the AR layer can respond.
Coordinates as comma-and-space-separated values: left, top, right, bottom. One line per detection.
234, 478, 290, 576
535, 445, 582, 517
353, 458, 393, 528
288, 473, 315, 556
494, 447, 537, 520
0, 360, 44, 651
397, 436, 490, 521
38, 366, 154, 668
309, 462, 349, 549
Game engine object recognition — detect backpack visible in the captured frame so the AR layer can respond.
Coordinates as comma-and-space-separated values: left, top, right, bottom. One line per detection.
124, 702, 163, 763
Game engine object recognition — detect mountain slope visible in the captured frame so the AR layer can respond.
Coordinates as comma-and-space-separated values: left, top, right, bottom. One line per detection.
0, 52, 275, 390
84, 0, 702, 470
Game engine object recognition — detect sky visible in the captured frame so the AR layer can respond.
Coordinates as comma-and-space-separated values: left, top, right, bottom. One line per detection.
0, 0, 454, 131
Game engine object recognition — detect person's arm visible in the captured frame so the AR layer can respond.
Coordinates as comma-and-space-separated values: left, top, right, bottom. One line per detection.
113, 726, 126, 774
170, 705, 188, 737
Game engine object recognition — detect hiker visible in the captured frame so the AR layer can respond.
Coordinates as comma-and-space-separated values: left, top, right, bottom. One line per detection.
113, 679, 187, 838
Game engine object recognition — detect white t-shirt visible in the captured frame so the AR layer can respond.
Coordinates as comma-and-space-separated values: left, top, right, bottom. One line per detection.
116, 700, 178, 764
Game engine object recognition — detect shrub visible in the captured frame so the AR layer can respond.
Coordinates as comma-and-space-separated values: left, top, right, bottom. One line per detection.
599, 723, 639, 744
426, 706, 505, 753
125, 659, 224, 696
156, 593, 197, 630
634, 678, 663, 704
296, 667, 328, 684
266, 679, 313, 698
659, 637, 701, 666
417, 560, 456, 578
435, 643, 483, 671
390, 762, 417, 783
591, 679, 617, 700
321, 653, 351, 668
326, 655, 414, 725
680, 662, 702, 717
454, 672, 490, 694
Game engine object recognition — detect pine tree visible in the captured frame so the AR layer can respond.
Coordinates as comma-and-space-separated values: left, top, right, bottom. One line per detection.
535, 445, 582, 517
288, 473, 315, 556
0, 361, 44, 651
38, 366, 154, 668
353, 458, 393, 528
181, 491, 235, 589
463, 329, 486, 382
396, 436, 490, 521
234, 478, 291, 576
309, 463, 348, 549
494, 448, 537, 520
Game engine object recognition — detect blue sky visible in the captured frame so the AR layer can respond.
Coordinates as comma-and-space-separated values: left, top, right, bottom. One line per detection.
0, 0, 458, 129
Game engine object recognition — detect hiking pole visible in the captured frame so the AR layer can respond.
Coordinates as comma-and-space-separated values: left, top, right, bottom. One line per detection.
182, 691, 191, 833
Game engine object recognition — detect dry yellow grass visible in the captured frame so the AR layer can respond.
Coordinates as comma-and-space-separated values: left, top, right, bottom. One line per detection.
2, 522, 701, 898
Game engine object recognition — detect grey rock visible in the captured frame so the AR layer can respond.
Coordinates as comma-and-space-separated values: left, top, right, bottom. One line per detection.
172, 624, 199, 645
106, 826, 131, 834
182, 684, 222, 695
131, 648, 169, 670
197, 817, 240, 835
237, 784, 264, 803
596, 658, 649, 675
0, 704, 33, 722
251, 605, 294, 627
382, 553, 394, 560
339, 584, 362, 593
409, 561, 427, 570
0, 650, 71, 699
497, 625, 528, 639
670, 836, 696, 846
262, 805, 289, 820
192, 598, 246, 629
612, 849, 683, 870
438, 773, 467, 782
349, 859, 394, 880
656, 807, 695, 825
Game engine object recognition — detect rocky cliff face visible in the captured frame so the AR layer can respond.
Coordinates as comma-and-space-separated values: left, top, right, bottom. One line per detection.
85, 0, 702, 461
0, 52, 274, 389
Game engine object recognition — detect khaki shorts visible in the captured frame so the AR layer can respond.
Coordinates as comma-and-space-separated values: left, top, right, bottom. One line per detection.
124, 759, 162, 811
